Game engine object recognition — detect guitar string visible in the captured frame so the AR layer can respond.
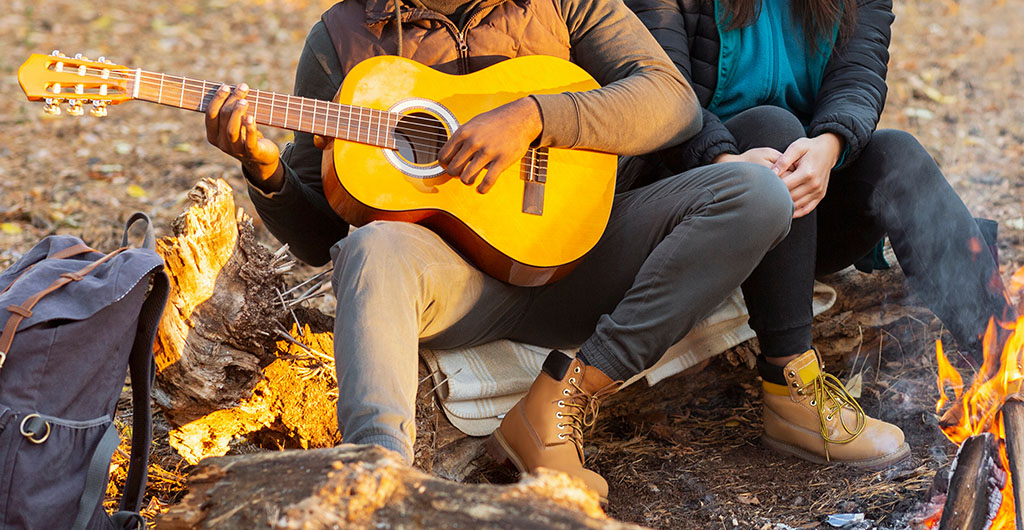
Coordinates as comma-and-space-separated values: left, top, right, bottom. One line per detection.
65, 67, 550, 169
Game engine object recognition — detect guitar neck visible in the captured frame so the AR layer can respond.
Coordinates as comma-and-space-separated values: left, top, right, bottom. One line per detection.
131, 70, 398, 149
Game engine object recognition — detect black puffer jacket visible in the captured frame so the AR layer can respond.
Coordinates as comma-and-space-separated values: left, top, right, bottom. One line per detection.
625, 0, 894, 174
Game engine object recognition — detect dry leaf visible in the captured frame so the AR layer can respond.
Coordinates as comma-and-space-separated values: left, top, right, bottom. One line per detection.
846, 372, 864, 399
1, 223, 22, 235
127, 184, 148, 198
737, 493, 760, 505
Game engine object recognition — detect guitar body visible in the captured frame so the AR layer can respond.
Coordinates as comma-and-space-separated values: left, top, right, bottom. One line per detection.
322, 55, 616, 287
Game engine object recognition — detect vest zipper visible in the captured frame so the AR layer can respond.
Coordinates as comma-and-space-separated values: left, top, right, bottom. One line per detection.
455, 31, 470, 74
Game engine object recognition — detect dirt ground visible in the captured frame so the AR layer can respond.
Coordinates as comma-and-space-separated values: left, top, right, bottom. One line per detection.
1, 0, 1022, 528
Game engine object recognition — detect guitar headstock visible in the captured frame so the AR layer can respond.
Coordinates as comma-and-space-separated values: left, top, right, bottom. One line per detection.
18, 51, 134, 117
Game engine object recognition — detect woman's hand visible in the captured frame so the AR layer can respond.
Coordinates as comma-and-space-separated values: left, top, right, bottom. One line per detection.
205, 83, 285, 194
713, 147, 783, 168
771, 133, 844, 218
438, 97, 543, 194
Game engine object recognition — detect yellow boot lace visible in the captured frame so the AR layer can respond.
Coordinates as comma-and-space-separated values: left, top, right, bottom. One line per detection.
556, 378, 619, 462
808, 371, 867, 460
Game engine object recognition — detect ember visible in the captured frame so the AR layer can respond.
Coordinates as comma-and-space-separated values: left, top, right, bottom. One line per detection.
934, 265, 1024, 529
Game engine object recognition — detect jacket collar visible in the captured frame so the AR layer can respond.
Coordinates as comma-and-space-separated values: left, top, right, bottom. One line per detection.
362, 0, 512, 26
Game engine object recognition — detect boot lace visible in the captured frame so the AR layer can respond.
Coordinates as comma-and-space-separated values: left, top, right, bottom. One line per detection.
802, 371, 866, 460
555, 374, 619, 462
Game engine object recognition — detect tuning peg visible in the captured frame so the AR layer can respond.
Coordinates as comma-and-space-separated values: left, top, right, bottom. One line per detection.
73, 53, 90, 61
66, 100, 84, 116
51, 50, 64, 57
42, 98, 61, 116
89, 101, 107, 117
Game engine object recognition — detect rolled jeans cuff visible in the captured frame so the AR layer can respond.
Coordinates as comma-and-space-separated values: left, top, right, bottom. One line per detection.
578, 341, 634, 382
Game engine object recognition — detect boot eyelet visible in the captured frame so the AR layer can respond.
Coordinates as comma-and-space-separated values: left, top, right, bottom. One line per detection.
809, 399, 816, 406
563, 389, 570, 396
574, 366, 581, 374
557, 433, 566, 440
557, 400, 565, 408
797, 389, 805, 396
557, 423, 564, 429
826, 413, 835, 421
788, 371, 795, 378
569, 378, 576, 384
791, 382, 799, 388
556, 412, 563, 418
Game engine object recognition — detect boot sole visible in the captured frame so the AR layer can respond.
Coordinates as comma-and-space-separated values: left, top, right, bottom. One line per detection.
486, 430, 609, 505
762, 435, 911, 470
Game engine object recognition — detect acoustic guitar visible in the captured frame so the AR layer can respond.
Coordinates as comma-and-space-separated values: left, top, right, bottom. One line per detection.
18, 52, 616, 286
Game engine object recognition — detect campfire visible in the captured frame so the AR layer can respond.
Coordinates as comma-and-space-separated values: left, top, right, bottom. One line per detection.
928, 265, 1024, 529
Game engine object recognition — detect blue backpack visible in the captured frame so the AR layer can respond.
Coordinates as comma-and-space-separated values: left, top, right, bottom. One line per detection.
0, 214, 169, 529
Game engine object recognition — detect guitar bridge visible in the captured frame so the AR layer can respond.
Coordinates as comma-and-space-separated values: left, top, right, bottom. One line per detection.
521, 148, 548, 216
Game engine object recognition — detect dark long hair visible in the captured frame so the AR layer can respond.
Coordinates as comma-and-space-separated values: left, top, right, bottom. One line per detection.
718, 0, 858, 47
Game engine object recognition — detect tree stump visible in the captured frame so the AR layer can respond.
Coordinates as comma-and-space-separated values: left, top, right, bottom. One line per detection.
153, 179, 340, 463
158, 445, 649, 530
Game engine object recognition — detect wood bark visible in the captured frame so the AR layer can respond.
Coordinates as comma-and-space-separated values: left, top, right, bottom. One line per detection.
158, 444, 649, 530
1002, 399, 1024, 529
938, 432, 1003, 530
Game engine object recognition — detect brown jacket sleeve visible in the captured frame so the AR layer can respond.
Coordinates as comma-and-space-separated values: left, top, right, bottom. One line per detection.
531, 0, 701, 155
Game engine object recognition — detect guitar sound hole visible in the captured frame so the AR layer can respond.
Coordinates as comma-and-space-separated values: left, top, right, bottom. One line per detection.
393, 111, 449, 166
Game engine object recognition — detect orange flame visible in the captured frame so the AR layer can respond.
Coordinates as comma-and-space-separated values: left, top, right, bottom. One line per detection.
934, 266, 1024, 529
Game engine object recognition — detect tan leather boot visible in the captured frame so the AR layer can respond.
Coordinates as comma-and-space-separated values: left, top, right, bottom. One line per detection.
488, 351, 621, 502
762, 349, 910, 469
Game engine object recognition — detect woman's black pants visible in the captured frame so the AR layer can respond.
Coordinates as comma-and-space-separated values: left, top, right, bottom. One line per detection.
726, 105, 1013, 360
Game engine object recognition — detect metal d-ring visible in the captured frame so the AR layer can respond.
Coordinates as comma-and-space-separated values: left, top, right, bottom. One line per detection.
20, 414, 51, 444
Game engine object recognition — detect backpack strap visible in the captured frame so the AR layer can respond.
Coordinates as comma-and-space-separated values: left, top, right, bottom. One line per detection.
117, 269, 168, 515
117, 212, 169, 518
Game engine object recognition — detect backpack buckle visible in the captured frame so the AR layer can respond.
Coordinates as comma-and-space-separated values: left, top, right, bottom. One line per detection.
20, 414, 51, 444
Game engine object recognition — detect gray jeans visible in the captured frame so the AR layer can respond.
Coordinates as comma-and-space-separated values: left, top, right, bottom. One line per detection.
330, 162, 792, 461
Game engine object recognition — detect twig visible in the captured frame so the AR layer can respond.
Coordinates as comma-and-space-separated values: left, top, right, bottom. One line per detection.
273, 326, 333, 364
276, 287, 304, 337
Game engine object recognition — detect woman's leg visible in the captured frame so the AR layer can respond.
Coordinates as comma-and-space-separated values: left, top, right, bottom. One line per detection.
722, 107, 818, 364
816, 129, 1015, 358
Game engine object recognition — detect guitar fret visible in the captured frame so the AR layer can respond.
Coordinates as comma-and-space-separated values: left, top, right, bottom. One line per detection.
252, 89, 260, 121
158, 73, 165, 104
199, 79, 207, 112
178, 75, 185, 108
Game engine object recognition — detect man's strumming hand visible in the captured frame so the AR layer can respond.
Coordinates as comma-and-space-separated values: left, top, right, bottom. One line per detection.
205, 83, 285, 194
438, 97, 543, 194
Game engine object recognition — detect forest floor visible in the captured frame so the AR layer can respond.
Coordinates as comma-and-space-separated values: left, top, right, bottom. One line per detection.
1, 0, 1023, 528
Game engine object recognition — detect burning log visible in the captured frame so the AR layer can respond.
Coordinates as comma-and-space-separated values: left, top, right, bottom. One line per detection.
938, 433, 1005, 530
1001, 399, 1024, 529
157, 445, 646, 529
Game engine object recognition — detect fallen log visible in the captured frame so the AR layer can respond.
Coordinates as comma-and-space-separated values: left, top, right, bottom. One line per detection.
938, 432, 1004, 530
157, 444, 648, 530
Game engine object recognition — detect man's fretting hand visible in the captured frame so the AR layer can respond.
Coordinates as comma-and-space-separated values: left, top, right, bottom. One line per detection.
205, 83, 285, 194
438, 97, 543, 194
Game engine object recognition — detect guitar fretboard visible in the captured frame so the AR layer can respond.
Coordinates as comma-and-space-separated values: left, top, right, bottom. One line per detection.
131, 70, 399, 150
